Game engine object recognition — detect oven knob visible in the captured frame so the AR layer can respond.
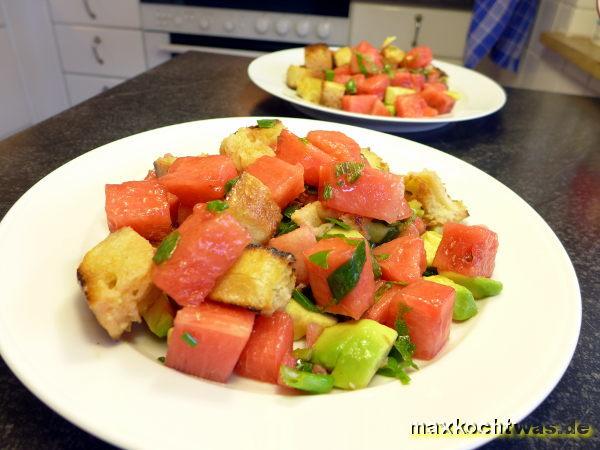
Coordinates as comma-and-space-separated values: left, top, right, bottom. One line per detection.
224, 20, 235, 32
317, 21, 331, 39
275, 19, 290, 36
255, 17, 270, 34
295, 21, 310, 37
199, 18, 209, 30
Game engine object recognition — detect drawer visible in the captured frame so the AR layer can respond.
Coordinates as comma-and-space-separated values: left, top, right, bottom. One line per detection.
49, 0, 141, 28
0, 5, 4, 27
350, 3, 471, 60
65, 73, 124, 105
55, 25, 146, 78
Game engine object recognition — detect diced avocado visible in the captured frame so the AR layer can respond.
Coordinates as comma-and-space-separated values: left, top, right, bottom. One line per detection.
311, 319, 397, 390
285, 300, 337, 340
447, 90, 461, 100
153, 154, 177, 177
142, 293, 175, 338
360, 147, 389, 172
334, 46, 352, 67
384, 86, 415, 105
365, 221, 391, 244
422, 230, 443, 267
426, 275, 477, 321
322, 225, 364, 240
385, 104, 396, 116
439, 272, 503, 299
408, 199, 424, 217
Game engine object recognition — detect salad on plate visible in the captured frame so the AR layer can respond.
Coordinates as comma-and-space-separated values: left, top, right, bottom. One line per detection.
77, 119, 502, 394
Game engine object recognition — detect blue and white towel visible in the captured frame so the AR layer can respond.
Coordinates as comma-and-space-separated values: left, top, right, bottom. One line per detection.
464, 0, 538, 71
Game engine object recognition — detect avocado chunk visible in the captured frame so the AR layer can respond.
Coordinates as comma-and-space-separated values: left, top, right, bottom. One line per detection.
142, 293, 175, 338
322, 225, 364, 240
311, 319, 397, 390
360, 147, 389, 172
422, 230, 442, 267
384, 86, 416, 105
425, 275, 477, 321
439, 272, 503, 299
285, 300, 337, 340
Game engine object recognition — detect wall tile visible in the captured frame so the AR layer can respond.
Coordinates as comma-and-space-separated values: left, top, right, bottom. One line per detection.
553, 3, 597, 36
560, 0, 596, 10
528, 0, 561, 56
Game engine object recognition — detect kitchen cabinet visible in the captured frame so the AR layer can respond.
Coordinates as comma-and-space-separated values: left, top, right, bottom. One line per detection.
0, 28, 32, 138
48, 0, 141, 28
65, 73, 123, 105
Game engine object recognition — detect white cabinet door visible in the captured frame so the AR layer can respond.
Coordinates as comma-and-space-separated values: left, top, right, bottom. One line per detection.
55, 25, 146, 78
49, 0, 141, 28
0, 28, 32, 138
65, 73, 124, 105
350, 3, 471, 60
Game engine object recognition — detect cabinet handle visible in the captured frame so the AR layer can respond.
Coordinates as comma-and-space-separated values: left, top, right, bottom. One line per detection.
92, 36, 104, 65
82, 0, 97, 20
411, 14, 423, 47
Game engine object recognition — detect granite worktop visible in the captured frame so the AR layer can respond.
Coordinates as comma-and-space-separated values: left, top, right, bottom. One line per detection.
0, 52, 598, 450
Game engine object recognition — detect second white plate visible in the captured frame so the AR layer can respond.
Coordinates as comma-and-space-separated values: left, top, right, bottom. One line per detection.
248, 47, 507, 132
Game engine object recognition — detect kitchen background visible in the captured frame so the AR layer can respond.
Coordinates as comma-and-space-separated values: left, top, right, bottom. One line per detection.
0, 0, 598, 140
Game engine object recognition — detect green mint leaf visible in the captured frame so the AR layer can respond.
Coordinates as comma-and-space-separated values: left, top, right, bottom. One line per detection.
153, 231, 181, 264
299, 137, 309, 144
335, 161, 364, 183
309, 250, 332, 269
325, 217, 351, 230
375, 253, 390, 261
181, 331, 198, 348
325, 69, 334, 81
283, 204, 300, 219
292, 289, 320, 312
256, 119, 277, 128
323, 184, 333, 200
206, 200, 229, 212
372, 254, 382, 279
327, 240, 367, 302
345, 79, 357, 94
224, 177, 239, 194
356, 52, 368, 75
276, 220, 299, 236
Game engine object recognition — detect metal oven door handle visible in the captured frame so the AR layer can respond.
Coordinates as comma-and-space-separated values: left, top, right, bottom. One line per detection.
158, 43, 263, 58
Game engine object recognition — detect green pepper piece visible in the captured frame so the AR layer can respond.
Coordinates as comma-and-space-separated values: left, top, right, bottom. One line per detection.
279, 365, 334, 394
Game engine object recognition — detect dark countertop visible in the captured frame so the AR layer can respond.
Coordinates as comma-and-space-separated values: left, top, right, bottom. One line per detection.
0, 52, 598, 449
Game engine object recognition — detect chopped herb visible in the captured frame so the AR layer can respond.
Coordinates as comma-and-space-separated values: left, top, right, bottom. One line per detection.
375, 253, 390, 261
276, 220, 299, 236
309, 250, 332, 269
377, 312, 418, 384
325, 217, 351, 230
293, 347, 313, 361
327, 240, 367, 302
356, 53, 368, 75
279, 365, 334, 394
157, 356, 166, 363
323, 184, 333, 200
206, 200, 229, 212
372, 254, 382, 278
283, 204, 300, 219
296, 360, 314, 373
378, 357, 411, 384
345, 79, 357, 94
153, 231, 181, 264
224, 177, 239, 194
335, 161, 365, 183
325, 69, 334, 81
374, 282, 393, 301
394, 315, 418, 369
299, 137, 309, 144
181, 331, 198, 348
383, 64, 394, 77
292, 288, 320, 312
337, 180, 344, 187
256, 119, 277, 128
423, 267, 438, 277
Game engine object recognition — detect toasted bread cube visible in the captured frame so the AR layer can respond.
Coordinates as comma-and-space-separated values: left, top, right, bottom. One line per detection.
321, 81, 346, 109
305, 43, 333, 72
286, 65, 309, 89
226, 172, 281, 244
153, 153, 177, 177
334, 46, 352, 67
404, 170, 469, 228
382, 45, 405, 67
219, 120, 283, 170
77, 227, 155, 339
297, 76, 323, 104
290, 201, 335, 236
361, 147, 389, 172
210, 245, 296, 315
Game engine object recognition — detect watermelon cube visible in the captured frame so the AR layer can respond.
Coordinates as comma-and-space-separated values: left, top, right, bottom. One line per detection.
357, 74, 390, 99
404, 46, 433, 69
152, 208, 251, 306
276, 129, 335, 186
370, 99, 391, 116
303, 237, 374, 319
373, 236, 426, 283
389, 280, 455, 360
395, 94, 437, 118
307, 130, 362, 162
235, 311, 294, 384
245, 156, 305, 208
166, 302, 255, 383
421, 88, 455, 114
158, 155, 238, 206
342, 95, 378, 115
105, 180, 172, 242
433, 222, 499, 277
363, 281, 404, 325
268, 226, 317, 284
319, 164, 413, 223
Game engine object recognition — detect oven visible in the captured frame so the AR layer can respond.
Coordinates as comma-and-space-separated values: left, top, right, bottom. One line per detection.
140, 0, 351, 67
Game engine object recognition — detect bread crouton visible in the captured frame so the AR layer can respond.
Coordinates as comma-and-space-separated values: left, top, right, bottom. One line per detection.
290, 201, 335, 236
286, 65, 309, 89
226, 172, 281, 244
219, 120, 284, 170
77, 227, 155, 339
361, 147, 389, 172
305, 43, 333, 72
297, 76, 323, 104
382, 45, 405, 67
210, 245, 295, 315
321, 81, 346, 109
334, 47, 352, 67
153, 154, 177, 177
404, 170, 469, 228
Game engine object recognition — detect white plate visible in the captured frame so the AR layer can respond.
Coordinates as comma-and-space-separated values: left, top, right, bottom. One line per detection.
0, 117, 579, 450
248, 48, 507, 132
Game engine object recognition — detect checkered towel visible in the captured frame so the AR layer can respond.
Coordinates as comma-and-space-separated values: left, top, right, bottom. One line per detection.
464, 0, 538, 71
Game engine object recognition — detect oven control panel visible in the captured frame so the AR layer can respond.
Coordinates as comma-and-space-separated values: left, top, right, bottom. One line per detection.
141, 4, 349, 45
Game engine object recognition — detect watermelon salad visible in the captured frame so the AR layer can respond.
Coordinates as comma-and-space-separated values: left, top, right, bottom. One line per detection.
77, 119, 502, 394
286, 37, 459, 118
